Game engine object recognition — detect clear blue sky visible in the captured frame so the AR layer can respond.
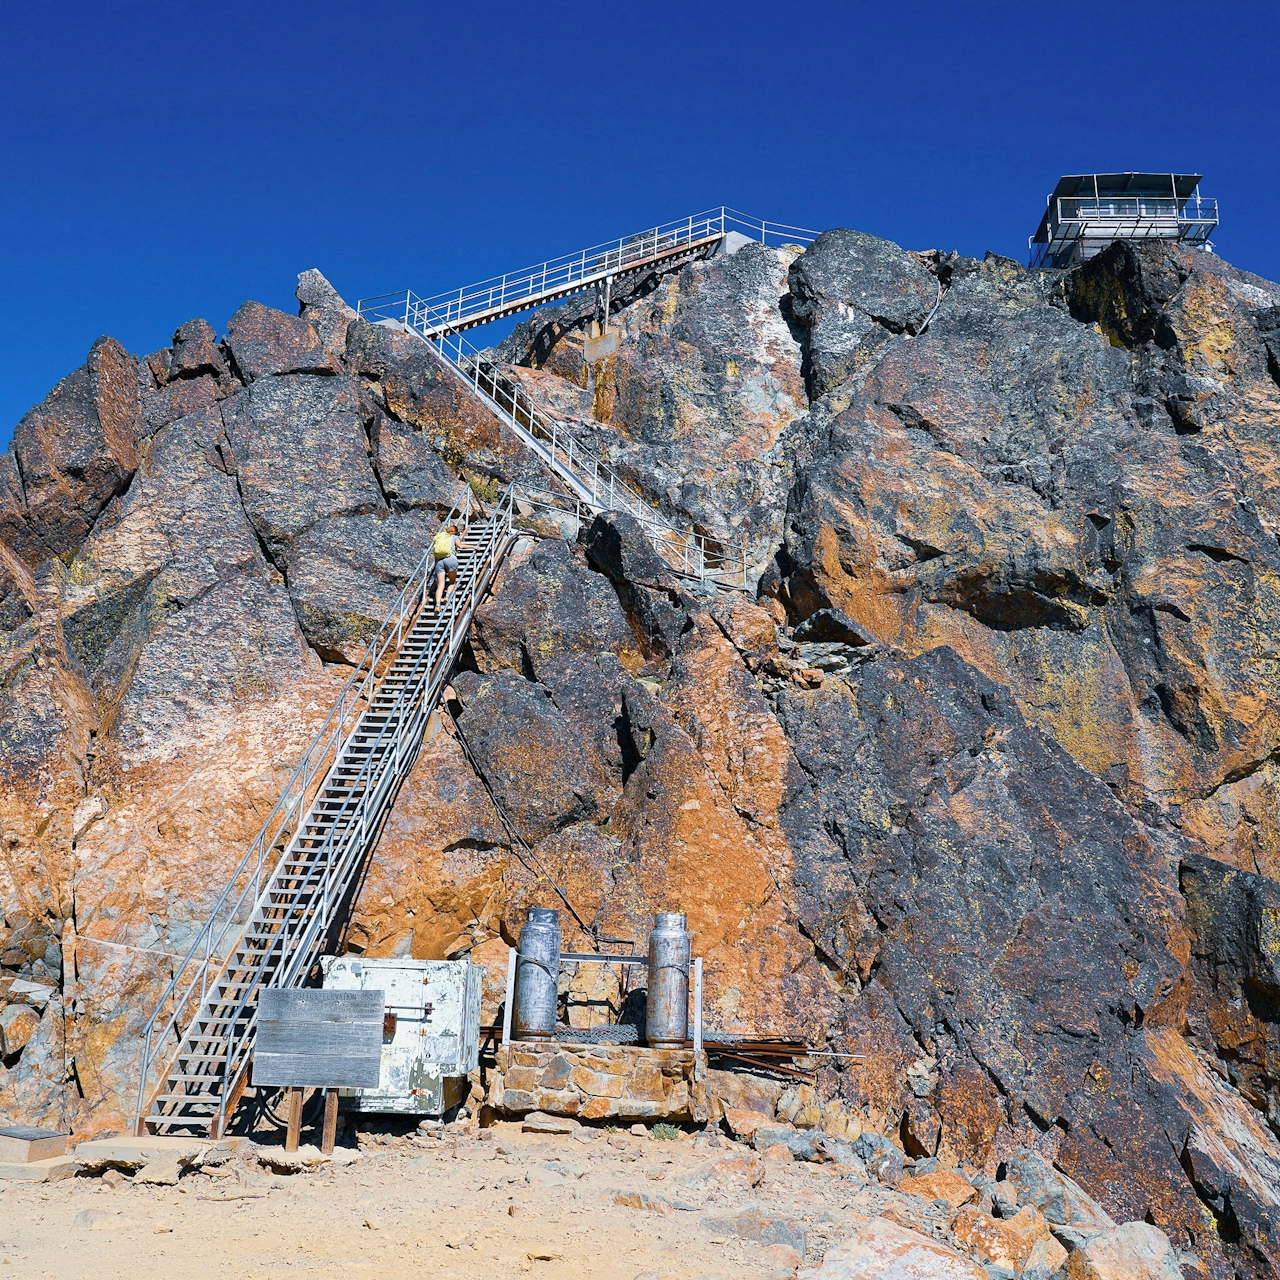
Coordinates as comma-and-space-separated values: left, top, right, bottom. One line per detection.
2, 1, 1276, 448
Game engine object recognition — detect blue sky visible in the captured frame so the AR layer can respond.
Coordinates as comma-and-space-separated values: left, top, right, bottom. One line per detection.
2, 0, 1276, 447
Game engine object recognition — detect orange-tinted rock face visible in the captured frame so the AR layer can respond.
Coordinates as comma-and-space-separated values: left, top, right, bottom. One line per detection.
5, 245, 1280, 1276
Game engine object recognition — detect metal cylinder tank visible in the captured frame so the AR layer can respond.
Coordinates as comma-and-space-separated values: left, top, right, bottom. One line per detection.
645, 912, 690, 1048
512, 907, 561, 1041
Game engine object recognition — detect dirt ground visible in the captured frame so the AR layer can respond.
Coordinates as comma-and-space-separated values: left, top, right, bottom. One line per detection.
0, 1120, 861, 1280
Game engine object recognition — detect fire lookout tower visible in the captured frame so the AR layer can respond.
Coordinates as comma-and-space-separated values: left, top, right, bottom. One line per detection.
1029, 173, 1218, 269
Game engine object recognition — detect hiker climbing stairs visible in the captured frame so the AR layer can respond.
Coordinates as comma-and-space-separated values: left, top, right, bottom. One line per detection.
135, 491, 518, 1137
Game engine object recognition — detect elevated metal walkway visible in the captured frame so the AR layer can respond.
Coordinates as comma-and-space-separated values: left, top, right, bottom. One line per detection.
135, 492, 517, 1136
358, 207, 816, 338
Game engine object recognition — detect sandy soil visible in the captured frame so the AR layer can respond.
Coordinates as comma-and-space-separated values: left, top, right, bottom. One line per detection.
0, 1121, 861, 1280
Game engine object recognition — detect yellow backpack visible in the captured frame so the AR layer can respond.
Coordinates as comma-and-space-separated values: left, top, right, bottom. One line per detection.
432, 530, 455, 559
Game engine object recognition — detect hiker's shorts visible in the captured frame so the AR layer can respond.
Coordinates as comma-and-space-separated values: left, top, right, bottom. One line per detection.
435, 555, 459, 574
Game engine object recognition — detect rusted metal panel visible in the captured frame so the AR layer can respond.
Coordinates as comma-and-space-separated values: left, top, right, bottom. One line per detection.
320, 957, 481, 1115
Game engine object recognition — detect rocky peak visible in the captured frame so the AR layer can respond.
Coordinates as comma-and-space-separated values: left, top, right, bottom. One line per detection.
2, 232, 1280, 1276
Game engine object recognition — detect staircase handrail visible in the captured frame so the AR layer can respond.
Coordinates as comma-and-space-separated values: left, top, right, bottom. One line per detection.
438, 332, 749, 589
356, 207, 817, 337
132, 486, 488, 1130
515, 483, 748, 588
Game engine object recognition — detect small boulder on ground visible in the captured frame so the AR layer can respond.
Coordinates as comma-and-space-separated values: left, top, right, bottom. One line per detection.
133, 1155, 182, 1186
1063, 1221, 1183, 1280
522, 1112, 579, 1135
614, 1191, 673, 1215
722, 1107, 775, 1140
753, 1125, 822, 1161
898, 1167, 978, 1208
686, 1151, 765, 1188
798, 1217, 985, 1278
703, 1212, 808, 1257
852, 1133, 904, 1184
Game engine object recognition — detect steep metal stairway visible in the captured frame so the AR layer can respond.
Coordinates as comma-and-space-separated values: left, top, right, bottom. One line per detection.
134, 490, 518, 1136
438, 329, 751, 588
135, 209, 817, 1137
358, 207, 815, 338
358, 207, 819, 591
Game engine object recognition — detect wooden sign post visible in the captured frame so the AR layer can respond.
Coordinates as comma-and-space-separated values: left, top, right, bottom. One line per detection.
254, 989, 385, 1153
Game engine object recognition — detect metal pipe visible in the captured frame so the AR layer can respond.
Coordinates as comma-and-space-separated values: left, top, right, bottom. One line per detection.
513, 907, 561, 1041
501, 945, 517, 1047
645, 912, 690, 1048
692, 957, 703, 1055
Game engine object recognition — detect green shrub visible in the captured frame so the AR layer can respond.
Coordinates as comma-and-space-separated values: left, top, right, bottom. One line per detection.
652, 1123, 680, 1141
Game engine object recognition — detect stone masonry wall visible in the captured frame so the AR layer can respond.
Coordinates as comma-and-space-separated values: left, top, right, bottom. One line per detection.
490, 1042, 707, 1124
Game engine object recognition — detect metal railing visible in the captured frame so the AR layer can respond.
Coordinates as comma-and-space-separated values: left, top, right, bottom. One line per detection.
1054, 195, 1219, 226
516, 484, 748, 588
435, 330, 749, 589
357, 207, 817, 338
1030, 194, 1219, 267
134, 488, 518, 1134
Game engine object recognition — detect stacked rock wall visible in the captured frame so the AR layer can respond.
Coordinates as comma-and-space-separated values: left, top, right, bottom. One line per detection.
489, 1042, 704, 1123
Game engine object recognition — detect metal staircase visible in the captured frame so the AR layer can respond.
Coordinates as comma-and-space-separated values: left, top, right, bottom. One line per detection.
134, 490, 518, 1136
135, 208, 816, 1136
357, 205, 823, 590
437, 329, 751, 588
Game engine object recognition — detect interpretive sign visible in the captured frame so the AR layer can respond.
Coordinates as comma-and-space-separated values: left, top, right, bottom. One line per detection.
253, 988, 384, 1089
